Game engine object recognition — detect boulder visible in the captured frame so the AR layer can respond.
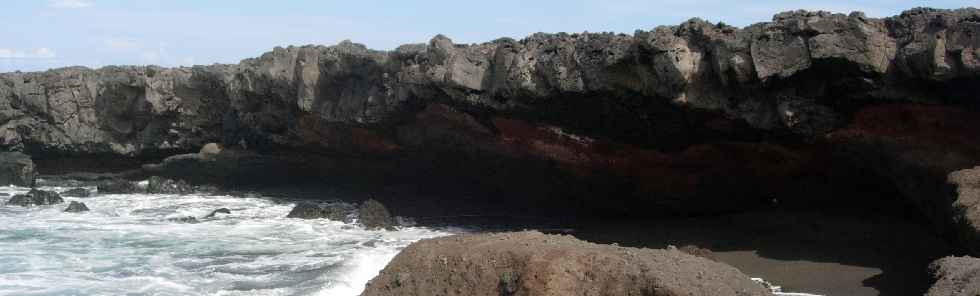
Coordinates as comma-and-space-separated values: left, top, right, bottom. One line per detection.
64, 201, 90, 212
362, 231, 771, 296
927, 256, 980, 296
0, 152, 36, 187
358, 199, 394, 230
286, 202, 353, 221
146, 176, 193, 194
97, 179, 141, 194
6, 189, 64, 207
60, 188, 91, 198
203, 208, 231, 218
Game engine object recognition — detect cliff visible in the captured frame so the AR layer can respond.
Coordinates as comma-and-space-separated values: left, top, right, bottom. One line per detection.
2, 7, 980, 251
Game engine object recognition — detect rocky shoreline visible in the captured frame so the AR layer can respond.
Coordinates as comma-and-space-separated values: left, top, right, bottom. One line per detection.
2, 6, 980, 296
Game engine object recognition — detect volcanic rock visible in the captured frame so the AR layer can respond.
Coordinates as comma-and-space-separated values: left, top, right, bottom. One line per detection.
0, 152, 35, 187
6, 189, 64, 207
64, 201, 90, 212
362, 231, 770, 296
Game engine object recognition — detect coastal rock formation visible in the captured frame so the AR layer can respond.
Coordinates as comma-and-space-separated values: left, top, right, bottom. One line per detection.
927, 256, 980, 296
0, 7, 978, 252
358, 199, 394, 230
361, 231, 770, 296
63, 201, 90, 212
146, 176, 193, 194
0, 152, 35, 186
286, 202, 353, 221
6, 189, 64, 207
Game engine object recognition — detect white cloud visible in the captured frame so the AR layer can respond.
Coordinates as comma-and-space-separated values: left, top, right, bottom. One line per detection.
0, 48, 58, 59
48, 0, 93, 9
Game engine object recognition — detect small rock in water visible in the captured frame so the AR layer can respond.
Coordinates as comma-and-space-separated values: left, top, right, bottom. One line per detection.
64, 201, 90, 212
97, 179, 140, 194
147, 176, 193, 194
0, 152, 36, 187
5, 189, 64, 207
167, 216, 200, 224
358, 199, 394, 230
60, 188, 92, 198
286, 202, 353, 221
204, 208, 231, 218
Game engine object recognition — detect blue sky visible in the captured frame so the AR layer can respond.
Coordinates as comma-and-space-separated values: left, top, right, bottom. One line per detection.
1, 0, 976, 72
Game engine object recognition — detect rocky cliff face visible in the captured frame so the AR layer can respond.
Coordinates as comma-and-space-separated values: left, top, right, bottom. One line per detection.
2, 7, 980, 249
2, 8, 976, 157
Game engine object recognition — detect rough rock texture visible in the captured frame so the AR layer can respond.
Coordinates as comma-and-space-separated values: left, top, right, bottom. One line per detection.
63, 201, 89, 212
59, 188, 91, 197
5, 189, 64, 206
146, 176, 193, 194
358, 199, 394, 230
361, 231, 771, 296
927, 256, 980, 296
949, 167, 980, 253
286, 202, 353, 221
0, 152, 35, 186
2, 8, 980, 250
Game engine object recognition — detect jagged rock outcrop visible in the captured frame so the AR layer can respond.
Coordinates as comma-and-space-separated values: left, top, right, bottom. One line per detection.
1, 8, 975, 157
0, 152, 35, 186
146, 176, 193, 194
5, 189, 64, 206
358, 199, 394, 230
927, 256, 980, 296
361, 231, 771, 296
63, 201, 89, 212
286, 202, 353, 221
2, 7, 980, 251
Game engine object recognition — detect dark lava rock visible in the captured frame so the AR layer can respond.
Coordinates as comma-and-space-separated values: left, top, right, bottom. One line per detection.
167, 216, 200, 224
64, 201, 90, 212
97, 179, 141, 194
358, 199, 394, 230
362, 231, 770, 296
286, 202, 352, 221
203, 208, 231, 218
0, 152, 36, 187
60, 188, 92, 198
927, 256, 980, 296
147, 176, 193, 194
6, 189, 64, 207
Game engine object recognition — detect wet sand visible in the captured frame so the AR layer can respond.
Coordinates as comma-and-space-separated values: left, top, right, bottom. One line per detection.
572, 207, 950, 296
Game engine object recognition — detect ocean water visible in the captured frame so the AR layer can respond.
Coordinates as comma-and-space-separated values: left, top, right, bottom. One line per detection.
0, 183, 819, 296
0, 184, 454, 296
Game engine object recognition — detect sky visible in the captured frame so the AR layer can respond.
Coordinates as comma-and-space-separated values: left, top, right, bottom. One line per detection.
1, 0, 977, 72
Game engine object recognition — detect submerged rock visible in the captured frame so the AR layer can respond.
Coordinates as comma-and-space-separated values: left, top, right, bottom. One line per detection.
6, 189, 64, 207
362, 231, 770, 296
60, 188, 92, 198
97, 179, 141, 194
146, 176, 193, 194
167, 216, 200, 224
927, 256, 980, 296
64, 201, 90, 212
286, 202, 352, 221
358, 199, 394, 230
0, 152, 36, 187
203, 208, 231, 218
